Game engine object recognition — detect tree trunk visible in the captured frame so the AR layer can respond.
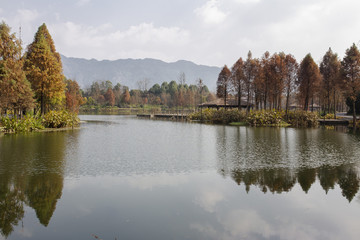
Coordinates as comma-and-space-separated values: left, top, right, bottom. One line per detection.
311, 97, 314, 112
285, 90, 290, 118
238, 86, 241, 110
353, 100, 356, 128
246, 89, 250, 113
333, 91, 336, 119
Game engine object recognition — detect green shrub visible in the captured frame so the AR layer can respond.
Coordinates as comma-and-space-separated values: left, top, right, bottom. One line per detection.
188, 108, 246, 124
323, 113, 335, 119
0, 114, 44, 133
189, 109, 320, 127
247, 110, 285, 126
286, 110, 319, 127
188, 108, 216, 121
43, 110, 80, 128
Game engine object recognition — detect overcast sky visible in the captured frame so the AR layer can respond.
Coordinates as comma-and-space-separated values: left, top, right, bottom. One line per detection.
2, 0, 360, 67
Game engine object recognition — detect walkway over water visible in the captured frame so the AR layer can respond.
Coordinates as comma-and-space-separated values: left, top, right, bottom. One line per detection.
137, 113, 188, 120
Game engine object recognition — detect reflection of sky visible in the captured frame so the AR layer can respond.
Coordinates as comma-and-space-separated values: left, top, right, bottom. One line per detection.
9, 171, 360, 240
4, 116, 360, 239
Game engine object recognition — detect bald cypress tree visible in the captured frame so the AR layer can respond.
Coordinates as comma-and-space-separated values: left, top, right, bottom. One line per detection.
216, 65, 231, 106
320, 48, 341, 117
24, 23, 65, 114
341, 43, 360, 128
0, 21, 34, 115
297, 54, 321, 111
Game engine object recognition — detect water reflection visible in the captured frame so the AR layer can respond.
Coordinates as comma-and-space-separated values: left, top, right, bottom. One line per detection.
0, 132, 68, 237
1, 117, 360, 240
216, 127, 360, 201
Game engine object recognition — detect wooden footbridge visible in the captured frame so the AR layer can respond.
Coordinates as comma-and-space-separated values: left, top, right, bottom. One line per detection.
137, 114, 188, 120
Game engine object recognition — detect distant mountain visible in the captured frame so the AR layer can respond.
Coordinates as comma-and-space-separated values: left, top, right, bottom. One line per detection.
61, 55, 221, 91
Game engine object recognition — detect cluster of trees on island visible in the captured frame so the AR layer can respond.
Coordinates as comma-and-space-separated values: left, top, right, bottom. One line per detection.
216, 46, 360, 126
0, 21, 84, 116
0, 21, 84, 132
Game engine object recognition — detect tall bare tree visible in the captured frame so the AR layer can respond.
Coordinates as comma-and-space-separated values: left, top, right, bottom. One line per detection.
243, 51, 258, 112
284, 54, 298, 116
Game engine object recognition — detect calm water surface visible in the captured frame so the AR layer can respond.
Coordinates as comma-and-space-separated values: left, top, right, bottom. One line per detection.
1, 115, 360, 240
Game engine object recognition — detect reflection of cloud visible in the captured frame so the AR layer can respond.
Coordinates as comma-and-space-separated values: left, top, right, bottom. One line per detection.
17, 227, 33, 238
190, 209, 275, 239
221, 209, 274, 238
125, 173, 189, 190
194, 189, 224, 212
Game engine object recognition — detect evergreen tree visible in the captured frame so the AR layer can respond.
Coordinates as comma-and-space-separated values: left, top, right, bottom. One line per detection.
24, 23, 65, 114
0, 21, 34, 115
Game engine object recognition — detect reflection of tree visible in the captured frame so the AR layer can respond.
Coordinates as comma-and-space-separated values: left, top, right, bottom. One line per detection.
216, 127, 360, 201
231, 169, 297, 194
228, 166, 360, 201
0, 131, 68, 237
318, 166, 337, 193
0, 183, 24, 238
24, 133, 66, 226
26, 174, 63, 226
338, 165, 359, 202
297, 168, 316, 193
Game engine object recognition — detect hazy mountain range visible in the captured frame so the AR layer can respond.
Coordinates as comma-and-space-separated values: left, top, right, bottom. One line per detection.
61, 55, 221, 91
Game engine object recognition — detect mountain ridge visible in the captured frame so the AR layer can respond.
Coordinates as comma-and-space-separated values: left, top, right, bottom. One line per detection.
61, 55, 221, 91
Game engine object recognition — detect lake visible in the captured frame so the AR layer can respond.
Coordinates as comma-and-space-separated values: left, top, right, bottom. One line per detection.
1, 115, 360, 240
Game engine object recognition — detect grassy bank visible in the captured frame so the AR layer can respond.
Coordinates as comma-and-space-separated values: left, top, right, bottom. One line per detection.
0, 110, 80, 133
188, 109, 320, 127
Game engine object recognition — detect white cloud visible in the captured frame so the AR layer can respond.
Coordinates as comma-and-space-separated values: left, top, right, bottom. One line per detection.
50, 21, 190, 61
16, 9, 39, 23
195, 0, 228, 24
77, 0, 91, 7
234, 0, 260, 4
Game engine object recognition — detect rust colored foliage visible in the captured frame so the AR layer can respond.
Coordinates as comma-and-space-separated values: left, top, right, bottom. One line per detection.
297, 54, 321, 111
216, 65, 231, 105
0, 21, 34, 114
104, 88, 115, 106
65, 79, 84, 113
24, 23, 65, 114
320, 48, 341, 116
341, 43, 360, 127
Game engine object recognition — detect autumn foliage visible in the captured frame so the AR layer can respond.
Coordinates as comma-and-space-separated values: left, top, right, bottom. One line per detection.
24, 23, 65, 114
0, 22, 34, 115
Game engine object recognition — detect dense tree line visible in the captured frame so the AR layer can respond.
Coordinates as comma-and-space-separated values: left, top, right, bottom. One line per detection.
83, 78, 213, 109
217, 46, 360, 126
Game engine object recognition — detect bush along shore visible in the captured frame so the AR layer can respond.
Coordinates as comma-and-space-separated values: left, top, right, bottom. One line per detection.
188, 109, 320, 127
0, 110, 80, 133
